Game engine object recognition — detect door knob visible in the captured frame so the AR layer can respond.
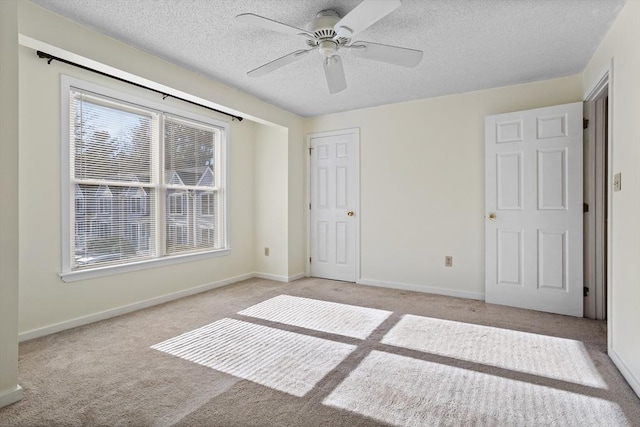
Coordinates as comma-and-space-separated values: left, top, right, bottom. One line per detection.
487, 213, 496, 221
347, 210, 355, 217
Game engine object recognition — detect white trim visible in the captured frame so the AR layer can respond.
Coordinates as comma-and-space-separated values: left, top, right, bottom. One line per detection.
254, 272, 306, 282
605, 59, 614, 352
0, 385, 23, 408
288, 272, 306, 281
60, 248, 231, 283
583, 70, 609, 320
306, 137, 311, 276
20, 271, 312, 341
609, 349, 640, 398
583, 58, 615, 351
20, 273, 254, 342
357, 278, 485, 301
583, 65, 611, 100
306, 127, 361, 282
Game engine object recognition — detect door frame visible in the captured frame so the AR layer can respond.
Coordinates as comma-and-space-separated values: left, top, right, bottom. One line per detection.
584, 72, 609, 320
583, 61, 614, 342
305, 128, 360, 282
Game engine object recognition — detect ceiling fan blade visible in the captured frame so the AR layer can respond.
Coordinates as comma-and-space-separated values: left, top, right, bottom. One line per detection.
323, 55, 347, 94
349, 41, 423, 67
236, 13, 314, 38
248, 49, 312, 77
334, 0, 402, 39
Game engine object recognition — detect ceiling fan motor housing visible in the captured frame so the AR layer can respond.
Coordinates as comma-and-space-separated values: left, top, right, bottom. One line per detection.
305, 10, 350, 54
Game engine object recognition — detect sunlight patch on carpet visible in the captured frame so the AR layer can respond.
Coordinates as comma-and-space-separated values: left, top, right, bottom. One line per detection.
238, 295, 392, 339
151, 318, 355, 397
323, 351, 626, 427
380, 314, 606, 388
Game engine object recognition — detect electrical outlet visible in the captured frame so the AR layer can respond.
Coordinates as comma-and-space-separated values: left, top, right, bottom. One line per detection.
264, 247, 270, 256
445, 256, 453, 267
613, 172, 621, 192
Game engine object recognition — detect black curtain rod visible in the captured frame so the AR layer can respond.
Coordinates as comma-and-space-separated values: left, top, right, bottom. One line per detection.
36, 50, 243, 122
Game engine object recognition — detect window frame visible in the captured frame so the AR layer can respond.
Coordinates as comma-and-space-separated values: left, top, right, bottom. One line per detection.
61, 75, 230, 283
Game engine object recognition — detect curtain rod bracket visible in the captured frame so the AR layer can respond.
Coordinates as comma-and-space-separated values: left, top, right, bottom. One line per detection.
35, 50, 243, 122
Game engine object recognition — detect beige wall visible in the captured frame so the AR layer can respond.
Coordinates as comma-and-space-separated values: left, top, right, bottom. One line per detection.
287, 125, 307, 279
254, 125, 289, 278
15, 1, 305, 336
18, 45, 256, 333
0, 0, 23, 408
583, 0, 640, 396
306, 76, 583, 298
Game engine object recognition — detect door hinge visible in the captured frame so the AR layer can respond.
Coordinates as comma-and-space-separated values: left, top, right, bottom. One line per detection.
583, 203, 589, 213
308, 147, 313, 155
309, 257, 312, 263
309, 202, 311, 210
584, 286, 589, 297
583, 118, 589, 129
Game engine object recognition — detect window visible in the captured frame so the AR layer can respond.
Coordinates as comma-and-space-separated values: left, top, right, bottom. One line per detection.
128, 195, 145, 215
168, 192, 185, 215
98, 197, 112, 215
63, 77, 228, 278
200, 193, 214, 216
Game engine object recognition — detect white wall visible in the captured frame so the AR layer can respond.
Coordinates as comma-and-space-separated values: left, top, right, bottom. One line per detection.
15, 1, 306, 336
0, 0, 24, 409
583, 0, 640, 396
306, 76, 583, 299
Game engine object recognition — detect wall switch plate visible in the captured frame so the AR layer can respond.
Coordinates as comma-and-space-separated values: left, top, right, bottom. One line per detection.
445, 256, 453, 267
613, 172, 622, 192
264, 247, 270, 256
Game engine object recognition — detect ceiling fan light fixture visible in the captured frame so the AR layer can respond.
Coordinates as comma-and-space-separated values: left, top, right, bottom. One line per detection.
318, 40, 338, 57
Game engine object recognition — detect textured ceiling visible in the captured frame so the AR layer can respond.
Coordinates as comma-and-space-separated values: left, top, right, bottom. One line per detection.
29, 0, 625, 117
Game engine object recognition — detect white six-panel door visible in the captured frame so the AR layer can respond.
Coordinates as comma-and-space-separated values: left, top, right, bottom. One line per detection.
309, 129, 358, 282
485, 102, 583, 317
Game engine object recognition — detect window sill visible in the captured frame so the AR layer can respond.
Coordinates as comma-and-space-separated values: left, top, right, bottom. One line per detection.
60, 248, 231, 283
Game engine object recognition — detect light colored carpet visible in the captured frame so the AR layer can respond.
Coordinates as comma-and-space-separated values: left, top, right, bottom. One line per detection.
238, 294, 392, 339
324, 350, 624, 426
1, 277, 638, 426
381, 314, 606, 388
151, 317, 355, 397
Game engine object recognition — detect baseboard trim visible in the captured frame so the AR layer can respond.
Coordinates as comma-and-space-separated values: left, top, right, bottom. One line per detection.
19, 272, 255, 342
609, 348, 640, 398
357, 278, 485, 301
288, 272, 306, 281
0, 385, 23, 408
254, 272, 306, 282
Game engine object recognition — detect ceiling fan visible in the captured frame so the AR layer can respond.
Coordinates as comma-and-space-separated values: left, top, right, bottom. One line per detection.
236, 0, 423, 94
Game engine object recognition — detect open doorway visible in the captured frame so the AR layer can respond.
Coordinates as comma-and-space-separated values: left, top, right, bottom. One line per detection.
584, 80, 609, 320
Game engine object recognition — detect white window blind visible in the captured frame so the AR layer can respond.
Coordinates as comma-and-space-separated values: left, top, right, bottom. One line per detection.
66, 83, 227, 275
164, 116, 222, 255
